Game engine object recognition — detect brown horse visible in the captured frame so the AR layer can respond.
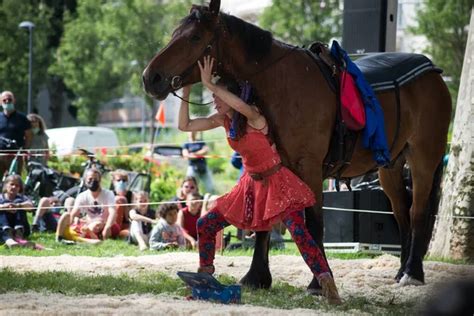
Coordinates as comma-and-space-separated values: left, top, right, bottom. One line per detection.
143, 0, 451, 291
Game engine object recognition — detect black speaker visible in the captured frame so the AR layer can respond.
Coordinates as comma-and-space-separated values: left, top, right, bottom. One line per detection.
323, 191, 356, 242
323, 189, 400, 245
342, 0, 398, 53
355, 190, 400, 244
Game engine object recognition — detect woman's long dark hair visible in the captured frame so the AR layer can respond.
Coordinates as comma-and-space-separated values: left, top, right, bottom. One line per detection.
220, 77, 259, 141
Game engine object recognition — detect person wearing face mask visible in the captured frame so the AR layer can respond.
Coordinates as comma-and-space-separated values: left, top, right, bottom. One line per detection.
55, 168, 118, 243
111, 169, 132, 239
26, 114, 49, 166
0, 91, 32, 176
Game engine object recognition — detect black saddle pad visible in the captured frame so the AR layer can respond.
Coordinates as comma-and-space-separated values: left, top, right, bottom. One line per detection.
355, 53, 442, 92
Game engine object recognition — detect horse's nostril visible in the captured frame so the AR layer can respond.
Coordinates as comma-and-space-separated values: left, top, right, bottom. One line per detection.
151, 72, 162, 85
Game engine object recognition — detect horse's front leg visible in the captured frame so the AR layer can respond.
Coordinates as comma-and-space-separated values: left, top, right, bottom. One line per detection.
239, 231, 272, 289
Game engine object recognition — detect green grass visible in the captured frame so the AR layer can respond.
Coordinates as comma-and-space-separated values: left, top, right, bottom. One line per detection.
0, 269, 417, 314
2, 231, 469, 265
0, 231, 378, 260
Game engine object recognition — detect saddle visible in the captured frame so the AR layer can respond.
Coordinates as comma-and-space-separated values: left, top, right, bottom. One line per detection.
305, 42, 442, 187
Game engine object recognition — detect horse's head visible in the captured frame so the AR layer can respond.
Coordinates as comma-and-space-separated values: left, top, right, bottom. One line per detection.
142, 0, 223, 100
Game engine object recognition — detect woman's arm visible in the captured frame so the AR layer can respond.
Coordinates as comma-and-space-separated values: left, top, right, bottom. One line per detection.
16, 198, 34, 210
129, 209, 157, 224
178, 86, 224, 132
198, 56, 266, 129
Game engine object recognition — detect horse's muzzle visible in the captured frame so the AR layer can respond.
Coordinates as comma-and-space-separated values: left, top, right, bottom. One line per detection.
142, 68, 171, 100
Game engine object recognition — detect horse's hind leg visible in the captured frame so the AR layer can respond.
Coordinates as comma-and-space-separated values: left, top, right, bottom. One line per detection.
400, 143, 445, 285
378, 154, 411, 281
239, 231, 272, 289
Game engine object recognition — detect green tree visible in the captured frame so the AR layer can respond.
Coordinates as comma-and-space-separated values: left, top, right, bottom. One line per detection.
411, 0, 473, 105
50, 0, 190, 125
259, 0, 342, 46
0, 1, 55, 113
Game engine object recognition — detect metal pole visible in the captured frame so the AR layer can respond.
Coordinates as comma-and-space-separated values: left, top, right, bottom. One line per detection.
27, 26, 33, 114
19, 21, 35, 114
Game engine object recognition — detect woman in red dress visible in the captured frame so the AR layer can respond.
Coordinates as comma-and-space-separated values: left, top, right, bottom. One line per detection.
178, 56, 341, 304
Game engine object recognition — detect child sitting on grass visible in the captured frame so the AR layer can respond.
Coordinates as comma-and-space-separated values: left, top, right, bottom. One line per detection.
149, 202, 185, 250
57, 218, 103, 245
177, 192, 203, 249
128, 191, 157, 251
0, 175, 35, 248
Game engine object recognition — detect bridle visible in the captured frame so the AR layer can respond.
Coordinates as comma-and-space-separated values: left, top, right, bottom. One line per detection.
170, 18, 223, 106
169, 13, 298, 106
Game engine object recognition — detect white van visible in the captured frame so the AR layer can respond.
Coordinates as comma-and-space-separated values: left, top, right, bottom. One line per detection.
46, 126, 120, 155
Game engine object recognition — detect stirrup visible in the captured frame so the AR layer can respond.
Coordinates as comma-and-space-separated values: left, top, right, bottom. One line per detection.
318, 273, 342, 305
197, 265, 215, 275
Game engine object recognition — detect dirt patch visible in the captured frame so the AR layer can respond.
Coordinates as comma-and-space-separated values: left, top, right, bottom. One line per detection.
1, 253, 473, 315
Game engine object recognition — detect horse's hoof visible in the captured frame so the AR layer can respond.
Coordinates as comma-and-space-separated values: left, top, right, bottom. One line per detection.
307, 277, 323, 296
394, 269, 404, 282
399, 273, 424, 286
239, 271, 272, 289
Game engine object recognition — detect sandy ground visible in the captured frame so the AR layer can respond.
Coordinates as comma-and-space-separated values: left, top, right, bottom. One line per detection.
0, 253, 473, 315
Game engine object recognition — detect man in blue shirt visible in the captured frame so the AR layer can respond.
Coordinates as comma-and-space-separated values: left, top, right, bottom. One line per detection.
0, 91, 32, 177
182, 131, 214, 193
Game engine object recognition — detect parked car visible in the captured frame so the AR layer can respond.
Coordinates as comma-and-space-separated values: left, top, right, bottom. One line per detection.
128, 143, 186, 169
46, 126, 120, 155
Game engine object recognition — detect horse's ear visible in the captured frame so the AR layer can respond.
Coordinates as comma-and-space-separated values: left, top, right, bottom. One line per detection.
209, 0, 220, 16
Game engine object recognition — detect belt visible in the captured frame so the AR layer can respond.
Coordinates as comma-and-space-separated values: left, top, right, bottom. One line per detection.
249, 163, 282, 185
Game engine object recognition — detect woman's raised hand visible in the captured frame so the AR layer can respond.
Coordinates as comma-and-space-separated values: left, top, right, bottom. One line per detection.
198, 55, 215, 88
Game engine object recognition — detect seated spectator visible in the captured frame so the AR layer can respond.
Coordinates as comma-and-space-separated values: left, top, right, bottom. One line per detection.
55, 168, 118, 244
111, 169, 132, 239
149, 202, 185, 250
55, 216, 102, 245
128, 191, 157, 251
178, 192, 203, 249
172, 176, 199, 209
27, 113, 49, 166
0, 175, 34, 248
31, 196, 62, 232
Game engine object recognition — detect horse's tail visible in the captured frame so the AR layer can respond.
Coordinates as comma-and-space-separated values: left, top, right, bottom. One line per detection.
428, 159, 445, 217
425, 159, 445, 247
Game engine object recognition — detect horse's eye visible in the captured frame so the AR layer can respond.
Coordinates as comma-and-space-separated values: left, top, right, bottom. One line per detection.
190, 34, 201, 42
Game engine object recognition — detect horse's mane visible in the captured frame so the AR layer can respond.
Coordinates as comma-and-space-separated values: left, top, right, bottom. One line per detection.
220, 13, 273, 62
179, 7, 273, 62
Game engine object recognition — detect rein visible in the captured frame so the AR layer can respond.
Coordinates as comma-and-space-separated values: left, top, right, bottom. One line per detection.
171, 91, 214, 106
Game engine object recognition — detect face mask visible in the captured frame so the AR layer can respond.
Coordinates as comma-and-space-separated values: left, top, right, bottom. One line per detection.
114, 181, 127, 192
86, 179, 100, 192
32, 127, 40, 134
2, 103, 14, 112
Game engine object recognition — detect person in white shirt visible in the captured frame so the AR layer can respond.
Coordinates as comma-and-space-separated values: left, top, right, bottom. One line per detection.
55, 168, 118, 243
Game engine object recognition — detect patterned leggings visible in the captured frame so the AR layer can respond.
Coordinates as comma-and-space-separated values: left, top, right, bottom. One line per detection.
197, 209, 330, 277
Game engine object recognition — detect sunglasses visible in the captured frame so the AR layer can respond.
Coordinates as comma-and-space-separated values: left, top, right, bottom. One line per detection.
184, 185, 195, 189
2, 98, 13, 103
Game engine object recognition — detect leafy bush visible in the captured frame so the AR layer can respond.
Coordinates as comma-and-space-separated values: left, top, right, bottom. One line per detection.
48, 154, 87, 177
150, 163, 184, 203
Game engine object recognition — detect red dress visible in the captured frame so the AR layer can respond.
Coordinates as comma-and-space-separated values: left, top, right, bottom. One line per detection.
214, 117, 315, 231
